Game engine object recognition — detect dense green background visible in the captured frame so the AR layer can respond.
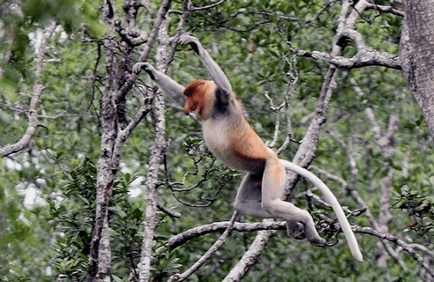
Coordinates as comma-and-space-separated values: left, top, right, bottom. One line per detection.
1, 0, 433, 281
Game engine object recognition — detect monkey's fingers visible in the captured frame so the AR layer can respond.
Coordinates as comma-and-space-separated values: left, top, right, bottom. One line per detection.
179, 34, 196, 44
132, 62, 145, 74
132, 62, 154, 74
179, 35, 201, 51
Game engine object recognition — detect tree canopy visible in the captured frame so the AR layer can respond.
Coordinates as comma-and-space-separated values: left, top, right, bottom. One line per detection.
1, 0, 434, 281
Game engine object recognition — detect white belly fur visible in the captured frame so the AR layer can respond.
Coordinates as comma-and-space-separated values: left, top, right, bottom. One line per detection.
202, 118, 229, 161
202, 118, 267, 172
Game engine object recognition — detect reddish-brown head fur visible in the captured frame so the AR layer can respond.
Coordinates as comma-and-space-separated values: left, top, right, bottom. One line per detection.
183, 79, 215, 119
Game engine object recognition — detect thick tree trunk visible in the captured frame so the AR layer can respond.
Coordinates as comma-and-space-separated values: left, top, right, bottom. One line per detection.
400, 1, 434, 140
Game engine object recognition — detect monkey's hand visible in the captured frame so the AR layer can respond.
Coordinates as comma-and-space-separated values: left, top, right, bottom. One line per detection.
132, 62, 157, 80
179, 34, 202, 54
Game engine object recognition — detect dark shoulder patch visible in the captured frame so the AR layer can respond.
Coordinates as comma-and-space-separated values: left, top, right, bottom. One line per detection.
212, 87, 232, 118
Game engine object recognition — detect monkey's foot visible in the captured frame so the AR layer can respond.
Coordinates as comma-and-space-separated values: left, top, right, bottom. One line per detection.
314, 239, 338, 248
286, 221, 306, 240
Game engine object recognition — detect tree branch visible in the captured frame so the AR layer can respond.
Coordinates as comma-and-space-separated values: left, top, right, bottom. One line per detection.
86, 1, 117, 280
0, 21, 57, 157
365, 3, 405, 17
168, 220, 286, 250
137, 2, 191, 281
291, 42, 401, 70
169, 220, 434, 280
190, 0, 227, 12
168, 212, 238, 282
116, 0, 171, 103
354, 226, 434, 279
223, 229, 275, 282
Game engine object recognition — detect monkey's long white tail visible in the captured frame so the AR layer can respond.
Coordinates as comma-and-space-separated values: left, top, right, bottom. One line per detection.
279, 159, 363, 262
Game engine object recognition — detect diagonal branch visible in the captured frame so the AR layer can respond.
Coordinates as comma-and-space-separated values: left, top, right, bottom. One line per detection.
354, 226, 434, 279
191, 0, 227, 11
223, 229, 275, 282
168, 212, 238, 282
0, 21, 57, 157
365, 3, 405, 17
116, 0, 172, 104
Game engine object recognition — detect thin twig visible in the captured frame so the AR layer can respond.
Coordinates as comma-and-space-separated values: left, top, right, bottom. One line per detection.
168, 212, 238, 282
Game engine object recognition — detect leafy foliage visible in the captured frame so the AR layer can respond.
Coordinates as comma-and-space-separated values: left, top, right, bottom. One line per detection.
1, 0, 434, 281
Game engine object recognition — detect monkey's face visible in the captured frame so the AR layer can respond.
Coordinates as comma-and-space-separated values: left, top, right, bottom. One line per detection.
183, 79, 215, 120
183, 96, 201, 115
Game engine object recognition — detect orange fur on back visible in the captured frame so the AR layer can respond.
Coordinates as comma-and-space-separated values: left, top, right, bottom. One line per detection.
230, 119, 274, 172
199, 91, 273, 173
184, 79, 275, 173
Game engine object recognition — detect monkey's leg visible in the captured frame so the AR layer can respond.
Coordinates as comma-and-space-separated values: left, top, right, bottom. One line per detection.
261, 156, 326, 244
234, 173, 306, 239
233, 172, 273, 218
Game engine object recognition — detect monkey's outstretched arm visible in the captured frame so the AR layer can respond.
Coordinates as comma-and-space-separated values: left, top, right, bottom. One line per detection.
179, 35, 232, 99
279, 159, 363, 261
133, 62, 185, 106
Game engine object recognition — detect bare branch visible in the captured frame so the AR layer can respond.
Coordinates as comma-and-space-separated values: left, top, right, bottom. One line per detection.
168, 220, 286, 250
112, 102, 154, 165
386, 115, 399, 143
168, 218, 434, 280
38, 111, 70, 120
403, 244, 434, 258
264, 92, 285, 149
225, 9, 297, 22
115, 21, 148, 46
116, 0, 171, 103
137, 2, 191, 281
291, 42, 401, 70
354, 226, 434, 279
86, 1, 118, 279
325, 130, 359, 184
365, 3, 405, 17
306, 0, 339, 24
156, 202, 181, 218
168, 212, 238, 282
0, 21, 57, 157
191, 0, 227, 12
137, 87, 167, 282
350, 78, 398, 158
223, 229, 274, 282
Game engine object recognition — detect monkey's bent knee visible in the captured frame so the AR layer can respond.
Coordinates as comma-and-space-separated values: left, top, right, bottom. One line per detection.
234, 201, 271, 218
260, 200, 282, 217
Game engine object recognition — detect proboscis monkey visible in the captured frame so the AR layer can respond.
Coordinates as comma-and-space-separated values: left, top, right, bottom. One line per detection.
133, 35, 363, 261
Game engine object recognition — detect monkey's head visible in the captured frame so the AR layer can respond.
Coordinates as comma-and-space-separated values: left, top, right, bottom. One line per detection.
183, 79, 215, 120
